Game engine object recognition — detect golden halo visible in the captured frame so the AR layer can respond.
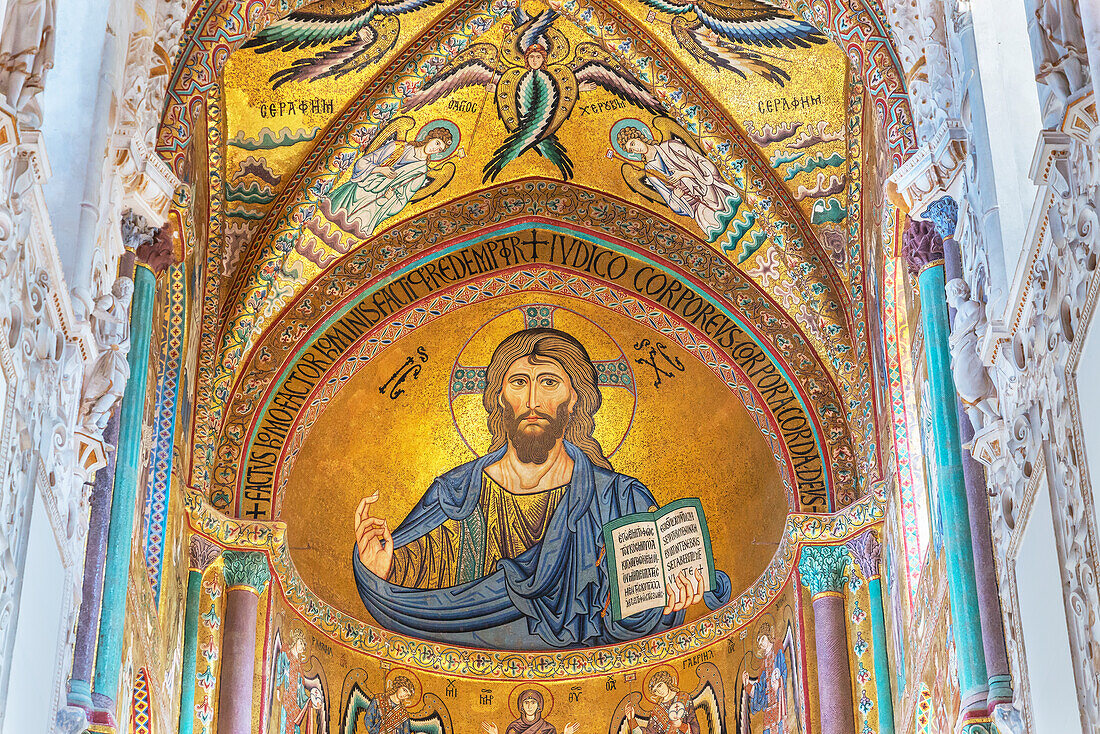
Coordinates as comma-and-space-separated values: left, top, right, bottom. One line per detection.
641, 665, 679, 702
509, 682, 555, 719
385, 668, 423, 709
448, 303, 637, 458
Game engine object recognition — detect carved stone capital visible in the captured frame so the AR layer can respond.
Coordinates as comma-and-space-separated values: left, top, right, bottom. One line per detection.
120, 210, 155, 251
902, 216, 945, 275
135, 224, 176, 275
846, 530, 882, 580
221, 550, 270, 594
798, 544, 849, 598
924, 196, 959, 241
188, 535, 221, 572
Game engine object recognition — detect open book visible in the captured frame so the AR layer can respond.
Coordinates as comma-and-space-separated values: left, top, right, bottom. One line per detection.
601, 498, 717, 620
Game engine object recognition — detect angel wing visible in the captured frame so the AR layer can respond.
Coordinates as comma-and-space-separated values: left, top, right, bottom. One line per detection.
243, 0, 445, 88
513, 7, 559, 51
652, 116, 705, 156
409, 693, 453, 734
689, 663, 727, 734
670, 18, 791, 84
621, 161, 668, 207
409, 160, 455, 203
642, 0, 826, 81
572, 45, 663, 114
342, 681, 373, 734
403, 44, 502, 110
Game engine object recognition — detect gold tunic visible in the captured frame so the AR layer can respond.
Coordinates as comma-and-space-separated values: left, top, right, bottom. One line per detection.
388, 474, 567, 589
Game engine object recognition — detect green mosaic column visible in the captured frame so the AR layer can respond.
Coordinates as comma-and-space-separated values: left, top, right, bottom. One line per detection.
218, 551, 271, 734
179, 536, 222, 734
90, 228, 176, 731
799, 544, 855, 734
847, 530, 895, 734
902, 217, 988, 725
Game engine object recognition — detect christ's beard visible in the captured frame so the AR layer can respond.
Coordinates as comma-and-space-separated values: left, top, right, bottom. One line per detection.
504, 402, 570, 465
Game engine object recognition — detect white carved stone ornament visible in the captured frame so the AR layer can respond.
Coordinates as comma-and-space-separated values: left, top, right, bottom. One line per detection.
945, 277, 998, 429
80, 276, 134, 431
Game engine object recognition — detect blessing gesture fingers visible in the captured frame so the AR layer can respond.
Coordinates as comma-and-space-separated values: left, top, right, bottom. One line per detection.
354, 493, 394, 579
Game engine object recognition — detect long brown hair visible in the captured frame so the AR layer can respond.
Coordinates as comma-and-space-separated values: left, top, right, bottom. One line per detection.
483, 328, 611, 469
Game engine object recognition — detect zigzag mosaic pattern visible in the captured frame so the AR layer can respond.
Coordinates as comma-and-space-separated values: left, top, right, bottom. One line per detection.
142, 264, 186, 602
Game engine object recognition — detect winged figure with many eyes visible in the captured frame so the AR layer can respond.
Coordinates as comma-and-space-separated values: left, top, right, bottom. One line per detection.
641, 0, 827, 84
242, 0, 446, 88
404, 7, 664, 182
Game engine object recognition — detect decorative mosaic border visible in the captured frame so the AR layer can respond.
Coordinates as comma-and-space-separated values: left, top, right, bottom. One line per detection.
184, 487, 885, 676
268, 266, 799, 518
207, 195, 860, 513
882, 206, 923, 608
142, 263, 186, 602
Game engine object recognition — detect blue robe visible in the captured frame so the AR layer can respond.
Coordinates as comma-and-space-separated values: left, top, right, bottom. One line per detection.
353, 442, 731, 649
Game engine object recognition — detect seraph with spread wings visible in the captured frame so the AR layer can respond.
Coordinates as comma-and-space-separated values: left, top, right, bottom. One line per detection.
609, 664, 727, 734
404, 8, 664, 182
242, 0, 445, 88
641, 0, 826, 84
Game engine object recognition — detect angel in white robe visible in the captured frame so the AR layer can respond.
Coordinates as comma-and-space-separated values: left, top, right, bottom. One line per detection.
618, 123, 741, 243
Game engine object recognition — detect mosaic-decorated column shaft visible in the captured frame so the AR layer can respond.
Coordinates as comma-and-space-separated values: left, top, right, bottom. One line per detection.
902, 217, 988, 717
847, 531, 895, 734
179, 536, 222, 734
217, 550, 270, 734
937, 207, 1012, 708
799, 544, 856, 734
90, 228, 175, 730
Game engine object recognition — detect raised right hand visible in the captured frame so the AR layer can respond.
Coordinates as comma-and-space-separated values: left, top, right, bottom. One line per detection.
483, 723, 499, 734
355, 493, 393, 579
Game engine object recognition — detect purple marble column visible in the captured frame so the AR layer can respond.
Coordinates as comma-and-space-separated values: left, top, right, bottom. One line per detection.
941, 224, 1012, 707
799, 545, 856, 734
66, 411, 120, 709
217, 551, 270, 734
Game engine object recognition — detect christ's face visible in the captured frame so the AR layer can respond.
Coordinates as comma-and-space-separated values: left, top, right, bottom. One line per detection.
500, 355, 575, 464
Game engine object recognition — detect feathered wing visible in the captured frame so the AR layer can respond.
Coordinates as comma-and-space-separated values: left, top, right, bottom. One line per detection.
514, 7, 559, 51
684, 0, 827, 49
341, 682, 374, 734
409, 160, 456, 203
243, 0, 445, 87
637, 0, 826, 81
572, 57, 663, 114
409, 694, 453, 734
671, 17, 790, 84
690, 662, 728, 734
782, 623, 803, 733
403, 44, 502, 110
483, 70, 568, 182
621, 161, 668, 207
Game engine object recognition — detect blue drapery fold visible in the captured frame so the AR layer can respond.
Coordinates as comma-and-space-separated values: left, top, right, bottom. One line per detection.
353, 442, 731, 649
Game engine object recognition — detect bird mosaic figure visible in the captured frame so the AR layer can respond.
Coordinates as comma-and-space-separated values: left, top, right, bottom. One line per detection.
242, 0, 445, 88
640, 0, 827, 84
404, 8, 664, 182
